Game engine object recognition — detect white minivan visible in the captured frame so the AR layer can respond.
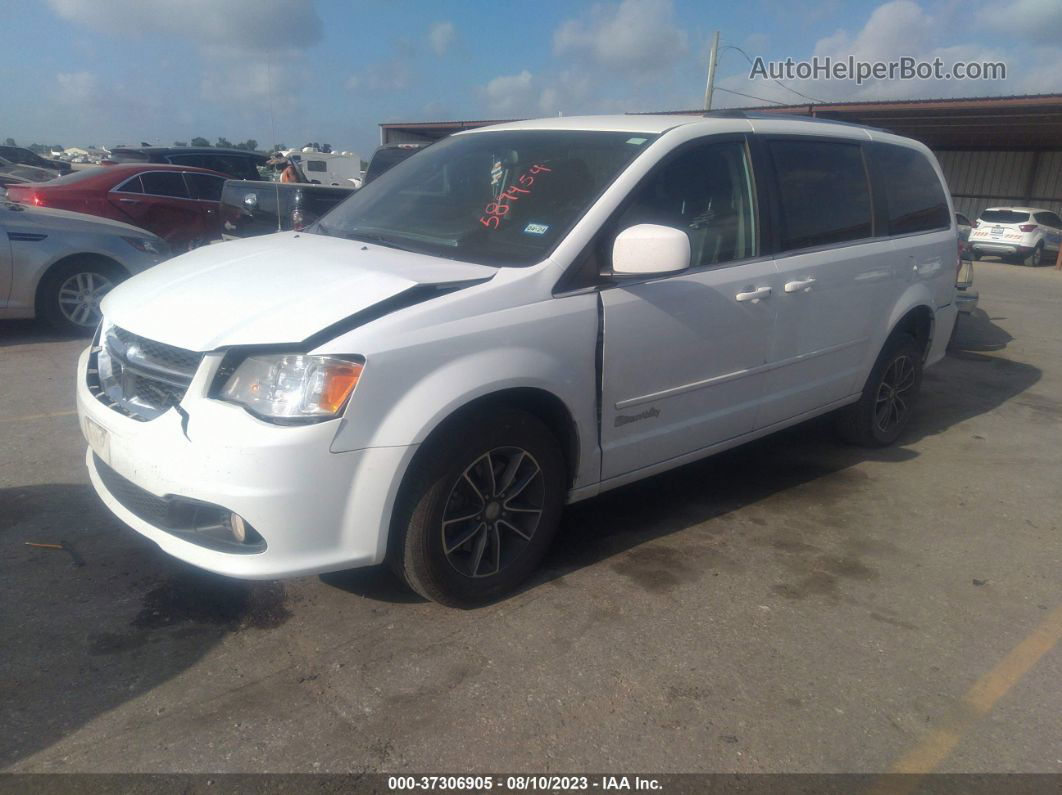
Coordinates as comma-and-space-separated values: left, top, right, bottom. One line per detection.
77, 114, 959, 606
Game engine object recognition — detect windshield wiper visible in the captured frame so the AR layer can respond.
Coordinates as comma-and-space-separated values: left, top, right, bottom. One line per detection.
341, 231, 417, 252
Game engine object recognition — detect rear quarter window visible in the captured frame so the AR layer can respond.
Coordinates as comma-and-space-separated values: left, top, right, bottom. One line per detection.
876, 144, 950, 235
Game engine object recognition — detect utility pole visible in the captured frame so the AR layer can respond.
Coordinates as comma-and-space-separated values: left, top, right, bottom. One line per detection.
703, 30, 720, 111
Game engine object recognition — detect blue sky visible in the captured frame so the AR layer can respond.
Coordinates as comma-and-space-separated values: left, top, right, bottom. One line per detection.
5, 0, 1060, 158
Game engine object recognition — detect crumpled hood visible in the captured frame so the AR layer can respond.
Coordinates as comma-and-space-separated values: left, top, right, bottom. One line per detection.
102, 232, 496, 351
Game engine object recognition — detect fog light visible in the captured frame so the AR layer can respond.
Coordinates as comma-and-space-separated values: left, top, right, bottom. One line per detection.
229, 512, 247, 543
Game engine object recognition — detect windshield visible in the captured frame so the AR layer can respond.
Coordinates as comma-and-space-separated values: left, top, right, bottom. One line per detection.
315, 130, 657, 267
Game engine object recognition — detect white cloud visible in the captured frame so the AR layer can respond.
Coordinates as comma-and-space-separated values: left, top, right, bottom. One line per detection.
978, 0, 1062, 44
47, 0, 322, 50
483, 70, 537, 115
428, 21, 456, 56
553, 0, 688, 76
717, 0, 1019, 106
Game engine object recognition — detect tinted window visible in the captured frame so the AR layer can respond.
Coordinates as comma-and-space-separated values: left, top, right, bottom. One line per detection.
1033, 212, 1061, 227
140, 171, 189, 198
1046, 212, 1062, 227
306, 160, 327, 172
206, 155, 258, 179
614, 140, 757, 267
876, 144, 950, 235
770, 139, 872, 250
364, 146, 423, 184
980, 210, 1029, 224
167, 154, 210, 169
185, 172, 224, 201
115, 175, 143, 193
956, 213, 971, 227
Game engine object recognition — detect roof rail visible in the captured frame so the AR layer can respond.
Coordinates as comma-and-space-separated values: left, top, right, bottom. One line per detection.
703, 109, 887, 133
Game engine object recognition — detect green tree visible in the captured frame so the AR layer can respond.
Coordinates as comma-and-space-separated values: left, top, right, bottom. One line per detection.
4, 137, 15, 147
190, 136, 211, 147
272, 143, 287, 152
216, 137, 233, 148
173, 141, 188, 147
234, 139, 258, 151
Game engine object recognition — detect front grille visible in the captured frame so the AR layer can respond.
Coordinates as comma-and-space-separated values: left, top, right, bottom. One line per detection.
110, 326, 201, 376
88, 325, 203, 421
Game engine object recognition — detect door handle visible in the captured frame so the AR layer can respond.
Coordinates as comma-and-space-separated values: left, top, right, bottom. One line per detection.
784, 277, 816, 293
736, 286, 771, 303
118, 198, 140, 204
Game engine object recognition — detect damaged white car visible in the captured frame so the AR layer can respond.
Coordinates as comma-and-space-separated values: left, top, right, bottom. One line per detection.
77, 114, 958, 606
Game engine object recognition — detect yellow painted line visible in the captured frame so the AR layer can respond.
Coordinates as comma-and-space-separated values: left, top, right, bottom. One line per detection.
0, 409, 77, 423
870, 605, 1062, 793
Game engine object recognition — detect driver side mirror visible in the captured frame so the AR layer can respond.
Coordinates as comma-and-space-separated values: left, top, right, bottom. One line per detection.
611, 224, 690, 277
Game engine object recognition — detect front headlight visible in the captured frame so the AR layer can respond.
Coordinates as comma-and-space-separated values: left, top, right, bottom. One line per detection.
219, 354, 364, 422
122, 236, 167, 256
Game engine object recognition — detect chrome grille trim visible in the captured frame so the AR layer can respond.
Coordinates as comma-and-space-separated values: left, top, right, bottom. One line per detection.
88, 326, 203, 421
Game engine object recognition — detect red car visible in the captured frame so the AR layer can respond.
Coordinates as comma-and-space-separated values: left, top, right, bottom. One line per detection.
5, 164, 228, 250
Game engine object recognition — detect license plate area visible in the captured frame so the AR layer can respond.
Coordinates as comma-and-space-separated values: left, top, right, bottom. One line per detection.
83, 416, 110, 465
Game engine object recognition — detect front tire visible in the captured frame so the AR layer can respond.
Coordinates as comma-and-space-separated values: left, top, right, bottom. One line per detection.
389, 409, 566, 607
836, 333, 924, 447
38, 259, 125, 335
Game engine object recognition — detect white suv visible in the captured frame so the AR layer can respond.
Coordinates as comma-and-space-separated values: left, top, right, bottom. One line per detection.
76, 114, 959, 606
969, 206, 1062, 265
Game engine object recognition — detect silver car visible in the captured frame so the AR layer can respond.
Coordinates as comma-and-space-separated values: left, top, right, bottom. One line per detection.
1, 200, 168, 333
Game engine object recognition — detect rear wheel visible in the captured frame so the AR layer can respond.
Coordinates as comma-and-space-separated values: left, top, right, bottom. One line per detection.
836, 333, 923, 447
389, 409, 566, 607
1025, 243, 1044, 266
39, 259, 125, 335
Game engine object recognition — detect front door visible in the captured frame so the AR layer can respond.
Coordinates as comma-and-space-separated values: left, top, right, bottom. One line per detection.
600, 138, 776, 481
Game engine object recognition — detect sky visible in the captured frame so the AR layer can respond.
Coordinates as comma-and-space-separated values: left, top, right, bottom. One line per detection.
4, 0, 1061, 158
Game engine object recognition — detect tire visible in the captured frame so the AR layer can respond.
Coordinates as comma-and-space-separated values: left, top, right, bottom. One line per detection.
1025, 243, 1044, 267
836, 333, 924, 447
389, 409, 566, 607
38, 258, 125, 335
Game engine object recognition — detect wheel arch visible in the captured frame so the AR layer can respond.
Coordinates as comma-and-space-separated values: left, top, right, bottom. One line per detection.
882, 286, 936, 360
33, 252, 129, 317
409, 386, 581, 491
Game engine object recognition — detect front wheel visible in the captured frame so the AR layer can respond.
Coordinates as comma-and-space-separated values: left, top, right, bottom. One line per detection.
39, 259, 125, 335
389, 410, 566, 607
836, 333, 924, 447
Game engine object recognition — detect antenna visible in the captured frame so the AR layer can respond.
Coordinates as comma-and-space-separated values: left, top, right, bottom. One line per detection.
265, 55, 282, 233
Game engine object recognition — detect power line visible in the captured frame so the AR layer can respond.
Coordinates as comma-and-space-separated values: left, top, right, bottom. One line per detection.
714, 86, 789, 106
721, 44, 827, 104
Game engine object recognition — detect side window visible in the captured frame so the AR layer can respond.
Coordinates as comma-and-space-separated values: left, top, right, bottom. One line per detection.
184, 172, 224, 201
306, 160, 327, 173
1048, 213, 1062, 228
114, 175, 143, 193
956, 213, 971, 227
205, 155, 257, 179
769, 139, 872, 250
167, 154, 208, 170
876, 144, 950, 235
613, 140, 757, 267
140, 171, 190, 198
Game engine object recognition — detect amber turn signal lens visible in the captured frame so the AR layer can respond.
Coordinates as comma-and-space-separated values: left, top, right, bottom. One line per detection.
319, 361, 364, 414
